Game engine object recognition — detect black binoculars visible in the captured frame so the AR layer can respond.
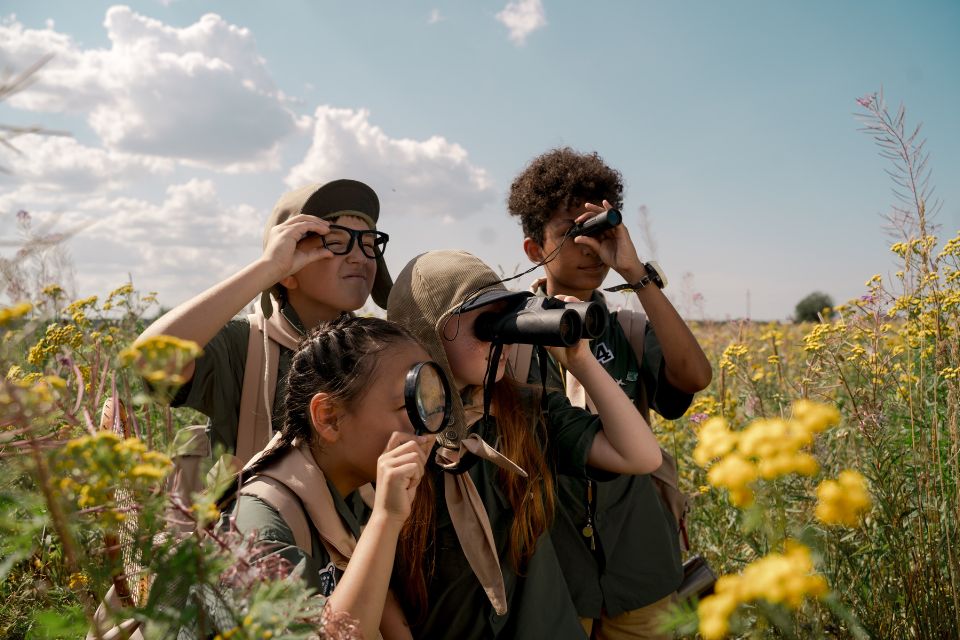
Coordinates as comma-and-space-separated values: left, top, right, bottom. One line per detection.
567, 209, 622, 238
474, 296, 607, 347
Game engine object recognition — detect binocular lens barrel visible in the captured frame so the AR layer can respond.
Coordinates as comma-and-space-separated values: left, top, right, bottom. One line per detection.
564, 301, 607, 339
475, 308, 582, 347
570, 209, 622, 238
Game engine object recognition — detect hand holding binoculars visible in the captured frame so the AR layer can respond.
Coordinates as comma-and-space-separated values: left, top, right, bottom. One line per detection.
567, 208, 622, 239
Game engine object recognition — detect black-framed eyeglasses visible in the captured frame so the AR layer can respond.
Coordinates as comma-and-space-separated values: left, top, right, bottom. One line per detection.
321, 224, 389, 259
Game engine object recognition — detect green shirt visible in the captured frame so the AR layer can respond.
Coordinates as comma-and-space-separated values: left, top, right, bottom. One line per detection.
408, 389, 601, 640
531, 294, 693, 618
223, 479, 362, 597
171, 307, 307, 454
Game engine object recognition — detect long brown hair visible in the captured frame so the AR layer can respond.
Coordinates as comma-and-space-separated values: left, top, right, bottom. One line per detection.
395, 376, 555, 621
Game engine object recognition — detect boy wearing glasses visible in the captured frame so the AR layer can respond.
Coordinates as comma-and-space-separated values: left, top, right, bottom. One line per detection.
507, 149, 712, 639
138, 179, 392, 463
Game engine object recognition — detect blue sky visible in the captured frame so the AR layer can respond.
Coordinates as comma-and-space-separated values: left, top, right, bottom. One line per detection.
1, 1, 958, 319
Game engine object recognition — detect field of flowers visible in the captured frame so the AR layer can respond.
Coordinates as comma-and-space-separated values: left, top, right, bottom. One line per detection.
1, 93, 958, 638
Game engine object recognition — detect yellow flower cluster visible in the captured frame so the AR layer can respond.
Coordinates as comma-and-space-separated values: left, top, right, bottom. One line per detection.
802, 323, 834, 352
815, 470, 872, 527
51, 431, 171, 526
940, 366, 960, 381
119, 334, 203, 387
718, 343, 749, 373
0, 302, 32, 327
698, 541, 829, 639
67, 571, 90, 589
939, 231, 960, 259
693, 401, 840, 507
1, 374, 67, 427
27, 322, 84, 365
41, 284, 65, 299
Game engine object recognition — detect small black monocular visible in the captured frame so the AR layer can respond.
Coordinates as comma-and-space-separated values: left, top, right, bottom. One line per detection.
568, 209, 622, 238
474, 296, 608, 347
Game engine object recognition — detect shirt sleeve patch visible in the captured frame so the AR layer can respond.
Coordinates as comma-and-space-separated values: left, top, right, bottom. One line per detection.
594, 341, 614, 364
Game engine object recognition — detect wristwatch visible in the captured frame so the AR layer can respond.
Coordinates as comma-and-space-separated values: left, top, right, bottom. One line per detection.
604, 261, 668, 293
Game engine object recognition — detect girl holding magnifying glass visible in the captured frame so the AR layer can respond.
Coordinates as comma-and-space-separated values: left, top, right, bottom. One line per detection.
218, 315, 445, 640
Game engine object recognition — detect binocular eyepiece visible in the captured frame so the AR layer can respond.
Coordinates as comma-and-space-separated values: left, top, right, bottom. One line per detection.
567, 209, 622, 238
475, 296, 607, 347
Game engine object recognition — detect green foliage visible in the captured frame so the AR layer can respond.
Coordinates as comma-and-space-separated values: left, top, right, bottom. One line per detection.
794, 291, 834, 323
1, 283, 350, 639
27, 606, 88, 640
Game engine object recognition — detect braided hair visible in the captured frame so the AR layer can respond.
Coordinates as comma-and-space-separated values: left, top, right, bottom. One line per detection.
242, 314, 419, 478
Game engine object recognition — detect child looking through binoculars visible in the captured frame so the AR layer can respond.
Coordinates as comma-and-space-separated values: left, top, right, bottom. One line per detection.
386, 250, 664, 640
508, 147, 712, 640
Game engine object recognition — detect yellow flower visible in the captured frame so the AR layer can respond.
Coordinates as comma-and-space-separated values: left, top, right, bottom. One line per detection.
41, 284, 64, 298
130, 464, 169, 481
707, 454, 758, 491
0, 302, 32, 326
815, 470, 871, 527
698, 592, 737, 639
727, 486, 755, 508
67, 572, 89, 589
693, 418, 738, 466
792, 400, 840, 434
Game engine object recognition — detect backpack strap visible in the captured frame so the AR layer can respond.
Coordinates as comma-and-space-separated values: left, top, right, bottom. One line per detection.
613, 308, 650, 421
615, 308, 690, 545
236, 315, 278, 466
240, 476, 313, 556
615, 308, 647, 369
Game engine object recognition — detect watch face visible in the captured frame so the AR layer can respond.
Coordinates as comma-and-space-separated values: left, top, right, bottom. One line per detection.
646, 261, 667, 288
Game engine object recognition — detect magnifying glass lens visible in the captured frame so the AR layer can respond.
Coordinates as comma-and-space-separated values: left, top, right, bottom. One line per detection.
415, 365, 446, 433
405, 361, 452, 435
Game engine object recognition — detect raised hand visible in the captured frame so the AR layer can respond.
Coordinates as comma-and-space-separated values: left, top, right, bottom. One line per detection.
260, 214, 335, 281
571, 200, 645, 282
374, 432, 435, 523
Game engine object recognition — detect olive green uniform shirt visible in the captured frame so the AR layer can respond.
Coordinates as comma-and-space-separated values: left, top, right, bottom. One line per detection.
171, 306, 307, 454
530, 293, 693, 618
408, 389, 601, 640
222, 479, 362, 597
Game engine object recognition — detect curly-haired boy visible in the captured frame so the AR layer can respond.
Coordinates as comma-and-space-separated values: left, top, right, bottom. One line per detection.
508, 147, 712, 639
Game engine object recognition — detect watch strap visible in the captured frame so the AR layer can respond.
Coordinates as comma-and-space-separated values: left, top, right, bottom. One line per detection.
604, 262, 663, 293
605, 275, 653, 293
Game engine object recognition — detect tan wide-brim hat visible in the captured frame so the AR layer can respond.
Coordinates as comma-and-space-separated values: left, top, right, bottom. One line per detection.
261, 179, 393, 315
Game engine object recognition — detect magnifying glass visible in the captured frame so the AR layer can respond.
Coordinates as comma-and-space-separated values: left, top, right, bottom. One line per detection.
404, 361, 452, 435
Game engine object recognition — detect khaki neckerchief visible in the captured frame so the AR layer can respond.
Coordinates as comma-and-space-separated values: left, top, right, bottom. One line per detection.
433, 388, 526, 616
241, 434, 356, 568
236, 305, 303, 466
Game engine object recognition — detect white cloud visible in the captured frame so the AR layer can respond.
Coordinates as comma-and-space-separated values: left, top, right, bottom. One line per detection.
0, 134, 174, 194
286, 106, 495, 221
0, 8, 301, 170
428, 9, 444, 25
495, 0, 546, 46
3, 179, 265, 304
